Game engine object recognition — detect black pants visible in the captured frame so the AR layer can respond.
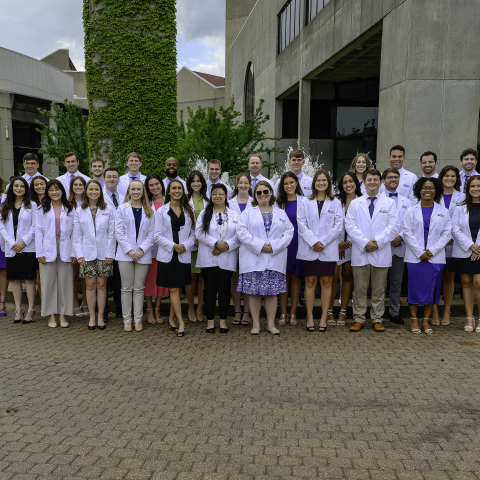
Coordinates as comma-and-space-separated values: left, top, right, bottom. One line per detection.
202, 266, 233, 320
107, 260, 122, 311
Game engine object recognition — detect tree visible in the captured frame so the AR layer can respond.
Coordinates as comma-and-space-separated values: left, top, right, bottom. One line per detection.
35, 100, 89, 173
177, 98, 282, 179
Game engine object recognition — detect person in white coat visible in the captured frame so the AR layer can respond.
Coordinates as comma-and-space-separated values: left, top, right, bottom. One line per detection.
388, 145, 417, 203
327, 172, 363, 326
297, 169, 343, 332
0, 181, 7, 318
154, 179, 196, 337
164, 157, 187, 190
450, 175, 480, 332
248, 156, 274, 190
115, 180, 155, 332
35, 180, 75, 328
274, 150, 313, 198
420, 151, 439, 178
276, 172, 305, 327
459, 148, 479, 194
237, 181, 294, 335
195, 184, 240, 333
403, 177, 451, 334
382, 168, 411, 325
57, 152, 91, 194
117, 152, 146, 197
206, 159, 233, 198
0, 177, 36, 324
345, 169, 399, 332
433, 166, 465, 326
229, 172, 253, 326
350, 152, 385, 197
73, 180, 116, 330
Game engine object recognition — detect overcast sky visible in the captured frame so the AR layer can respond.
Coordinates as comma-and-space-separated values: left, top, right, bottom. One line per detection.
0, 0, 226, 76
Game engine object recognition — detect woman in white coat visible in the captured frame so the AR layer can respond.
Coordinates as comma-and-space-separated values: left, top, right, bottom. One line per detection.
195, 184, 240, 333
0, 177, 36, 323
0, 180, 8, 317
297, 169, 343, 332
276, 172, 305, 326
431, 166, 465, 326
403, 177, 451, 334
450, 175, 480, 332
36, 179, 75, 328
155, 179, 196, 337
229, 172, 253, 326
73, 180, 116, 330
350, 153, 385, 196
115, 180, 154, 332
237, 181, 294, 335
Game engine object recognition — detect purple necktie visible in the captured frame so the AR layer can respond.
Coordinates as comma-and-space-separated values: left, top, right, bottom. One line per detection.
70, 174, 75, 184
368, 197, 376, 218
464, 176, 471, 193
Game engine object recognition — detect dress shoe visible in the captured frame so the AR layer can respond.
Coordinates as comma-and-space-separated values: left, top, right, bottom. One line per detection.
389, 314, 404, 325
373, 322, 385, 332
220, 327, 229, 333
206, 327, 215, 333
98, 325, 106, 330
350, 322, 364, 332
88, 325, 96, 330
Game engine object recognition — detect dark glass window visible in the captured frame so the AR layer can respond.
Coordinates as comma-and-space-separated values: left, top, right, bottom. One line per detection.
282, 99, 299, 139
306, 0, 331, 24
244, 62, 255, 123
310, 100, 334, 139
278, 0, 301, 54
12, 122, 43, 176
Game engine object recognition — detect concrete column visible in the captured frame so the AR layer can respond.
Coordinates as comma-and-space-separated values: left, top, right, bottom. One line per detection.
0, 92, 14, 181
298, 79, 311, 151
377, 0, 480, 175
41, 106, 59, 178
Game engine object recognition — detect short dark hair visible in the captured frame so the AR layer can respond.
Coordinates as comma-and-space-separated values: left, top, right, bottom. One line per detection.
364, 169, 382, 180
90, 156, 105, 167
439, 165, 461, 191
420, 151, 438, 163
412, 177, 443, 202
23, 153, 38, 163
460, 148, 478, 162
390, 145, 405, 155
64, 152, 78, 161
289, 149, 304, 159
382, 168, 400, 180
104, 167, 120, 176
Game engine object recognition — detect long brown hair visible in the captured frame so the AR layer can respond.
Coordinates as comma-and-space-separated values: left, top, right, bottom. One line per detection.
165, 179, 196, 225
276, 172, 304, 210
230, 172, 253, 199
308, 169, 334, 201
0, 177, 32, 223
81, 180, 108, 210
124, 180, 153, 217
350, 153, 372, 175
251, 181, 275, 207
68, 176, 87, 208
459, 175, 480, 212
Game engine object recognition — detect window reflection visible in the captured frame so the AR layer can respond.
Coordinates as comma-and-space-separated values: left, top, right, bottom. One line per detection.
278, 0, 301, 54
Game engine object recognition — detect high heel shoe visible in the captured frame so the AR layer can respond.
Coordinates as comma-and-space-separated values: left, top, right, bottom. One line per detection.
422, 318, 433, 334
306, 325, 315, 332
337, 309, 347, 326
411, 318, 421, 334
289, 314, 298, 326
0, 301, 7, 317
88, 325, 96, 330
14, 308, 24, 324
278, 314, 287, 326
233, 312, 242, 325
206, 327, 215, 333
23, 309, 35, 324
167, 320, 178, 332
318, 324, 328, 332
327, 309, 336, 326
465, 317, 475, 332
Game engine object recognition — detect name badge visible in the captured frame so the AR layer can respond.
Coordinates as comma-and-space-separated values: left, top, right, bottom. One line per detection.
402, 184, 410, 188
380, 209, 388, 214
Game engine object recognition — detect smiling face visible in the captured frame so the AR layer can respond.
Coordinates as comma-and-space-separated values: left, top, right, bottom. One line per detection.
283, 176, 298, 196
64, 155, 79, 174
355, 156, 367, 174
315, 174, 329, 193
389, 149, 405, 170
169, 182, 184, 201
442, 169, 458, 190
384, 172, 400, 192
288, 156, 305, 175
420, 180, 436, 201
248, 156, 262, 176
86, 182, 101, 202
421, 155, 437, 176
24, 158, 39, 176
255, 184, 272, 206
469, 179, 480, 199
208, 163, 221, 182
165, 159, 179, 178
342, 174, 357, 195
128, 181, 144, 202
13, 180, 25, 198
147, 178, 163, 198
236, 175, 251, 194
33, 178, 46, 197
126, 156, 141, 174
190, 174, 202, 193
104, 170, 119, 190
72, 179, 85, 196
48, 183, 63, 203
365, 173, 381, 195
91, 161, 105, 178
211, 187, 226, 207
461, 154, 477, 174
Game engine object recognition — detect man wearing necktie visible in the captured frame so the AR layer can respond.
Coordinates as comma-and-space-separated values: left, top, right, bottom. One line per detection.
248, 156, 274, 190
345, 169, 399, 332
117, 152, 146, 197
459, 148, 479, 193
56, 152, 91, 195
382, 168, 411, 325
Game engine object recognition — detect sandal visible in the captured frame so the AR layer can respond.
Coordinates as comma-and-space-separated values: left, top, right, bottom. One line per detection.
74, 306, 83, 317
241, 312, 251, 326
306, 325, 315, 332
0, 301, 6, 317
337, 309, 347, 326
146, 308, 156, 324
422, 318, 433, 334
289, 314, 298, 326
23, 309, 35, 324
410, 318, 421, 334
441, 312, 451, 326
14, 308, 25, 324
278, 314, 287, 326
327, 309, 336, 326
465, 317, 475, 332
177, 330, 185, 337
233, 312, 242, 326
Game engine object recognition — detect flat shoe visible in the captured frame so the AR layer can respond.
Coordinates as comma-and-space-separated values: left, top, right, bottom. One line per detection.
278, 314, 287, 326
250, 328, 260, 335
135, 322, 143, 332
48, 322, 57, 328
124, 323, 132, 332
59, 321, 69, 328
289, 314, 297, 326
267, 328, 280, 335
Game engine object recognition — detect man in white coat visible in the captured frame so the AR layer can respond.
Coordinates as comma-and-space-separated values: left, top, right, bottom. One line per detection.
421, 151, 439, 178
388, 145, 417, 203
274, 149, 313, 197
164, 157, 187, 190
248, 156, 273, 191
206, 159, 233, 198
21, 153, 46, 186
57, 152, 91, 194
345, 169, 399, 332
117, 152, 146, 197
382, 168, 411, 325
459, 148, 479, 193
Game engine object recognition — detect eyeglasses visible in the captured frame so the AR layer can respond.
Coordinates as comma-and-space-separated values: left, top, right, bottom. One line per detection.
385, 176, 399, 180
256, 189, 270, 195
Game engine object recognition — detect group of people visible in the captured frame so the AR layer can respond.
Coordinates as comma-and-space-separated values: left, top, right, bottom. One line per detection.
1, 145, 480, 336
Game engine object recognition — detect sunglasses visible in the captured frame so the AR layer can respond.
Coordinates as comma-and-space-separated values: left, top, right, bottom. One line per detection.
256, 189, 270, 196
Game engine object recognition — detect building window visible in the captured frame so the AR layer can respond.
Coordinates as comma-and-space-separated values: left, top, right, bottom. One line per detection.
244, 62, 255, 123
282, 99, 299, 139
278, 0, 301, 54
306, 0, 331, 24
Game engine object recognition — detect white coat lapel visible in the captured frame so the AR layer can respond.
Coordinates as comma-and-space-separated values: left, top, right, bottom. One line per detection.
371, 196, 385, 221
360, 197, 372, 221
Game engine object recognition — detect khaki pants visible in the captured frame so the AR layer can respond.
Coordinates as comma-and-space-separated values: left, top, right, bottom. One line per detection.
352, 265, 389, 324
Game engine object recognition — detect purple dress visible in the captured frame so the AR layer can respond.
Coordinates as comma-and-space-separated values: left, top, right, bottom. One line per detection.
237, 212, 287, 295
285, 200, 304, 278
407, 205, 443, 305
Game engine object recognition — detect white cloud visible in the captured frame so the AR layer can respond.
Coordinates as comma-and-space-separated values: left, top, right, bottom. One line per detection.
189, 36, 225, 76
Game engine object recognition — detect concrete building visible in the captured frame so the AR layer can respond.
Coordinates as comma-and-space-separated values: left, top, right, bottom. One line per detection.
228, 0, 480, 177
177, 67, 225, 122
0, 47, 87, 180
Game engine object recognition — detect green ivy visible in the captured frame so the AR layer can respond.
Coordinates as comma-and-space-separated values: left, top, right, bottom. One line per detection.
83, 0, 177, 175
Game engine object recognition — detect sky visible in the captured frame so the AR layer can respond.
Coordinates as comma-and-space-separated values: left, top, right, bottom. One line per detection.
0, 0, 226, 76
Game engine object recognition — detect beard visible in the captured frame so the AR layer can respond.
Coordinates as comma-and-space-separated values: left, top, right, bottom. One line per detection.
166, 168, 178, 179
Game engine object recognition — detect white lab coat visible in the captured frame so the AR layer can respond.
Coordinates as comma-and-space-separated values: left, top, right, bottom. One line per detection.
164, 176, 187, 192
154, 204, 196, 264
297, 197, 343, 262
451, 204, 480, 258
345, 195, 399, 267
236, 206, 294, 275
0, 194, 6, 253
229, 196, 253, 215
35, 205, 75, 262
103, 188, 125, 210
403, 202, 451, 264
0, 205, 36, 257
396, 168, 418, 203
73, 206, 116, 261
114, 203, 155, 264
274, 173, 313, 197
189, 196, 209, 253
386, 193, 411, 258
440, 189, 465, 257
206, 180, 233, 199
195, 207, 241, 271
57, 171, 91, 195
117, 172, 147, 197
250, 174, 274, 190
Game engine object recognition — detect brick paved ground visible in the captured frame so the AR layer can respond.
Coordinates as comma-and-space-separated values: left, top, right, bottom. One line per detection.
1, 300, 480, 480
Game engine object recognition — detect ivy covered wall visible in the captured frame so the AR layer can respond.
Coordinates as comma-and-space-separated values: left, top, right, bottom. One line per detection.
83, 0, 177, 175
